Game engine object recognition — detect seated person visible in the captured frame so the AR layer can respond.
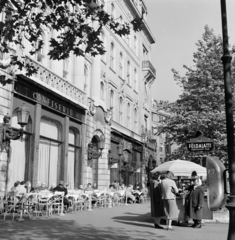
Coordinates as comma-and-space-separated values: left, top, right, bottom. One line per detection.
25, 181, 34, 193
112, 180, 119, 190
34, 181, 42, 192
11, 181, 20, 193
109, 185, 116, 193
49, 183, 56, 192
92, 182, 97, 190
78, 185, 84, 191
125, 184, 136, 203
15, 181, 27, 196
84, 183, 94, 193
40, 182, 48, 191
53, 181, 70, 212
134, 181, 142, 191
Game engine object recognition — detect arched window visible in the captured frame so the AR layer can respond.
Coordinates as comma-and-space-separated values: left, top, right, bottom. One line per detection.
119, 52, 123, 78
110, 42, 115, 70
119, 97, 123, 124
100, 82, 105, 100
127, 61, 131, 85
38, 117, 62, 188
134, 68, 137, 91
127, 103, 131, 129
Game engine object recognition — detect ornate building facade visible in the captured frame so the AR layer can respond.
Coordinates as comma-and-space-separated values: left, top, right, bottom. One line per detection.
0, 0, 156, 191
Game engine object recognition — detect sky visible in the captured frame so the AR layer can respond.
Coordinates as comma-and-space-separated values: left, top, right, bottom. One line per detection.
145, 0, 235, 102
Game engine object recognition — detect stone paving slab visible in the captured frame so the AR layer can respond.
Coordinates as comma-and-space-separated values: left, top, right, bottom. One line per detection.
0, 203, 229, 240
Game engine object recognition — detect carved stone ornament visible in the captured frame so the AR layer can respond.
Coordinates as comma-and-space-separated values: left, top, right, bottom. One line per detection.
88, 101, 96, 116
104, 107, 113, 125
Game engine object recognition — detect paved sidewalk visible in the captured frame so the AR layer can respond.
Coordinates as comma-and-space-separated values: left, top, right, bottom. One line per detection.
0, 203, 228, 240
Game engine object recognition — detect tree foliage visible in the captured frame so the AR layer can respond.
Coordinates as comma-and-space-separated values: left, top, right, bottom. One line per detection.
0, 0, 142, 80
160, 25, 235, 162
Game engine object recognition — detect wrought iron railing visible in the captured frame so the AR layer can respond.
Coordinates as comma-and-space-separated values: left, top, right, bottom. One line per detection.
142, 60, 156, 77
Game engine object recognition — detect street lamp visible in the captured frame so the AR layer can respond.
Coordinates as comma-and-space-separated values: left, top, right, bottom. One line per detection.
220, 1, 235, 239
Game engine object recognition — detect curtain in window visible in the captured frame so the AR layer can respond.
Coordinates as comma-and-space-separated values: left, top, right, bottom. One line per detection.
68, 146, 75, 190
38, 139, 59, 188
38, 118, 60, 188
10, 135, 27, 186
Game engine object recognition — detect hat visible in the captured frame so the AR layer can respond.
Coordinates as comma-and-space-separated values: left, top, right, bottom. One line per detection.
59, 180, 64, 185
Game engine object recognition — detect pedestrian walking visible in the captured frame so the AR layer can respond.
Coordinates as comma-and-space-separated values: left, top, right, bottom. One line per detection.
161, 171, 179, 230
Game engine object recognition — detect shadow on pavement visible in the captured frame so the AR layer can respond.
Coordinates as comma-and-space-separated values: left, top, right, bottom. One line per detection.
112, 212, 153, 224
0, 217, 165, 240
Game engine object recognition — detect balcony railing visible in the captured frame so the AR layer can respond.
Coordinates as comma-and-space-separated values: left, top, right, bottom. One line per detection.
142, 60, 156, 77
25, 57, 86, 105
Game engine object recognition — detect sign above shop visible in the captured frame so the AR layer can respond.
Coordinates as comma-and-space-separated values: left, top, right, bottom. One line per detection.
15, 81, 84, 121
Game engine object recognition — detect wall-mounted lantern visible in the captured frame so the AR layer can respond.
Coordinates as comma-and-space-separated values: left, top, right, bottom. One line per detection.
117, 141, 124, 156
0, 103, 30, 152
17, 103, 30, 129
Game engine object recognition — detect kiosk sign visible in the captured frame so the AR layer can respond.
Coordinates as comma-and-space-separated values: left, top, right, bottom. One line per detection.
186, 131, 214, 152
187, 142, 214, 151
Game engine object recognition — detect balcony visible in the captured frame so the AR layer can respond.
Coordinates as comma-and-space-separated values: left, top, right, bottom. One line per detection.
142, 60, 156, 85
23, 57, 86, 107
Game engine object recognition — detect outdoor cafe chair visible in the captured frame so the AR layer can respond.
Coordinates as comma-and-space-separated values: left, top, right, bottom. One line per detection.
21, 193, 41, 219
0, 191, 5, 215
52, 191, 65, 214
37, 191, 54, 217
3, 191, 20, 221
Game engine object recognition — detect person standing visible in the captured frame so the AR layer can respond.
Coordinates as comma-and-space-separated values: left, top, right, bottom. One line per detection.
150, 172, 165, 229
186, 178, 204, 228
161, 171, 179, 230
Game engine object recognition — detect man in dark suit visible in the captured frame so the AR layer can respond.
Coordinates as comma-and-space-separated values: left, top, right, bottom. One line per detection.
186, 178, 204, 228
53, 181, 70, 212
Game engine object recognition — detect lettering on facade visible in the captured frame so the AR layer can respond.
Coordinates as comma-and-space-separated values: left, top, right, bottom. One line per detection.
32, 92, 74, 117
15, 82, 83, 120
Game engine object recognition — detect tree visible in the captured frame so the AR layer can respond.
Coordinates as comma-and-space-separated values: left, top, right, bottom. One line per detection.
160, 25, 235, 162
0, 0, 142, 82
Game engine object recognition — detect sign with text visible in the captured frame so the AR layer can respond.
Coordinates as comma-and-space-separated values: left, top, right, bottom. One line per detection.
186, 133, 214, 152
14, 81, 84, 121
187, 142, 214, 151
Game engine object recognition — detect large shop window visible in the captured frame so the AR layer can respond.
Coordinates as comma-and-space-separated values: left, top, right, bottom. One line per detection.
10, 113, 32, 189
68, 128, 80, 190
38, 117, 62, 188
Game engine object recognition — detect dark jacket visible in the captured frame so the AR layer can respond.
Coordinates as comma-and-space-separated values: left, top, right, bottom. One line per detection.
53, 185, 68, 196
187, 185, 204, 220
